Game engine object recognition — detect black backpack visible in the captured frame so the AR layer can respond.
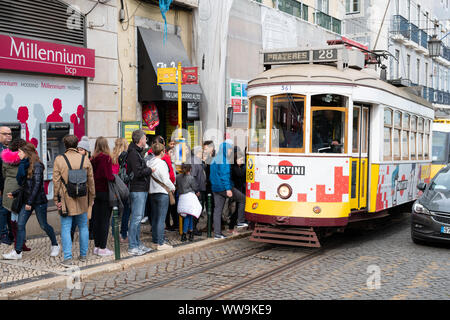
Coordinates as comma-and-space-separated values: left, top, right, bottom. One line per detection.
60, 154, 87, 198
118, 152, 130, 185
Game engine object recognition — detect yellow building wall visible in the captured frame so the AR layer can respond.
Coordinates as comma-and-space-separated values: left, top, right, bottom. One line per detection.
117, 0, 194, 122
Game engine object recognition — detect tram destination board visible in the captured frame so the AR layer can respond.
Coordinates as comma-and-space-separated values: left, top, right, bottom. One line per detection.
264, 48, 338, 65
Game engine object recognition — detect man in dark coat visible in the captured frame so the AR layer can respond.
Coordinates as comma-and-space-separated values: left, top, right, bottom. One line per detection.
0, 126, 12, 244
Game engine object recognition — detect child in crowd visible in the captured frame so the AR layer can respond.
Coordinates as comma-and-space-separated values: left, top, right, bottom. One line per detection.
176, 164, 202, 242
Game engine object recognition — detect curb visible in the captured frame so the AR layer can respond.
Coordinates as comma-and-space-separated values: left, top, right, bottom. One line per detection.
0, 231, 252, 300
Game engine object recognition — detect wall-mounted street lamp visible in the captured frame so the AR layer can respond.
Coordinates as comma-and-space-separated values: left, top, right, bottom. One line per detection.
428, 32, 450, 58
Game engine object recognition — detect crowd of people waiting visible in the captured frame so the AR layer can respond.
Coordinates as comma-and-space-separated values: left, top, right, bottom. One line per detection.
0, 126, 248, 267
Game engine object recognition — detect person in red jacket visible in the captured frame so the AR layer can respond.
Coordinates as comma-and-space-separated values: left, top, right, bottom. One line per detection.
91, 137, 115, 256
144, 136, 178, 230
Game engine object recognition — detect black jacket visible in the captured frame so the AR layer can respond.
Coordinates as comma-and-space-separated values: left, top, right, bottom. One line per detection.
127, 142, 152, 192
231, 164, 246, 194
14, 162, 48, 207
0, 142, 6, 192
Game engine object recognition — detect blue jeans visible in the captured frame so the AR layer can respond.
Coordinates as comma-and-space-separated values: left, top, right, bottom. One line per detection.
0, 197, 9, 238
16, 203, 57, 252
60, 213, 89, 260
150, 193, 169, 245
128, 192, 148, 250
111, 200, 131, 240
183, 215, 193, 233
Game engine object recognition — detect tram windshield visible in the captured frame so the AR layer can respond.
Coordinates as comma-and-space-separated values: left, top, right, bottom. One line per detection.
432, 131, 449, 163
271, 94, 305, 152
311, 94, 347, 153
249, 96, 267, 152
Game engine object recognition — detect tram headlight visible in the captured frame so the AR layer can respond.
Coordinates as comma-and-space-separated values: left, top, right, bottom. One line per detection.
277, 184, 292, 200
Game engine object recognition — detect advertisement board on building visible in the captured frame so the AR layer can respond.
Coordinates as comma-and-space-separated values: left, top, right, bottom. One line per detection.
230, 79, 248, 113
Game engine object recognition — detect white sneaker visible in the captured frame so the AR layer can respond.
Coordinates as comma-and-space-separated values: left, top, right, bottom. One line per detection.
97, 248, 113, 257
141, 216, 149, 224
138, 245, 152, 254
50, 245, 60, 257
157, 243, 173, 251
3, 249, 22, 260
93, 247, 99, 255
128, 248, 145, 256
237, 223, 249, 228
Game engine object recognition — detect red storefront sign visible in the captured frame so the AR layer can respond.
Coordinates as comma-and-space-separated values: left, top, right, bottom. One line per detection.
0, 34, 95, 78
181, 67, 198, 85
231, 98, 242, 112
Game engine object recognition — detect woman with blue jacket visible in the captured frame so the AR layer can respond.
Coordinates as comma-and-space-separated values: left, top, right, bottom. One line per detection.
209, 141, 247, 239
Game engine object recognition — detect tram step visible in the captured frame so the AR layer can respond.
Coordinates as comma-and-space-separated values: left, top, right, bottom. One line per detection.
250, 224, 321, 248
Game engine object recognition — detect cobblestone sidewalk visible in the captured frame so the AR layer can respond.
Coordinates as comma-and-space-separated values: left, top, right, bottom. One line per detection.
0, 223, 212, 290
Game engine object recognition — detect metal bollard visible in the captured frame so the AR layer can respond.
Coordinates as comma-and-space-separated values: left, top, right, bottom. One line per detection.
112, 206, 120, 261
207, 193, 212, 238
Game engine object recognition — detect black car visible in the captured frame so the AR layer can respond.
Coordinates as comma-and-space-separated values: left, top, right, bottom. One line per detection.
411, 165, 450, 244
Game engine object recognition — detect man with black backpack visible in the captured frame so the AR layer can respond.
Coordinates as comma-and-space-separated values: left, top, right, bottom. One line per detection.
53, 135, 95, 267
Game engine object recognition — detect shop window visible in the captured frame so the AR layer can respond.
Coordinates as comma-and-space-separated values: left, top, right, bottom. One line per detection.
249, 96, 267, 152
383, 108, 393, 160
270, 94, 305, 153
311, 94, 347, 154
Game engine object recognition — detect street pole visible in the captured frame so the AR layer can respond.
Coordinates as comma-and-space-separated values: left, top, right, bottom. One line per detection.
178, 61, 183, 235
112, 206, 120, 261
207, 193, 212, 238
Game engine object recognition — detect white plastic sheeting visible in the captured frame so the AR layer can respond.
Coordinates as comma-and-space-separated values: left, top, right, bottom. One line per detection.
193, 0, 234, 146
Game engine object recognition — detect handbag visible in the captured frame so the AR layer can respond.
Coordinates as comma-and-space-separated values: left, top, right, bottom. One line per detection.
11, 187, 25, 214
151, 174, 176, 205
108, 180, 124, 211
114, 174, 129, 202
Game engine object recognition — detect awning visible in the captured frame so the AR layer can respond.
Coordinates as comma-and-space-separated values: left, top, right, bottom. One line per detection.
137, 27, 202, 103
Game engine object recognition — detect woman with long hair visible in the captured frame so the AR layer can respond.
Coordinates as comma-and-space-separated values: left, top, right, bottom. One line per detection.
3, 143, 59, 260
111, 138, 131, 243
91, 137, 115, 256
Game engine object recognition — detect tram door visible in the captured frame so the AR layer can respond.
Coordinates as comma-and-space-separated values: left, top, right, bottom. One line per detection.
350, 105, 369, 210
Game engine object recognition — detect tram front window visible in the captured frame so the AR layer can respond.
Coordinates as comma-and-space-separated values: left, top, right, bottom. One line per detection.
432, 131, 449, 163
249, 96, 267, 152
312, 109, 346, 153
271, 94, 305, 152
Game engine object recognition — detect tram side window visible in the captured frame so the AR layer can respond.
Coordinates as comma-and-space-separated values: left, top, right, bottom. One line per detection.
410, 116, 417, 159
432, 131, 449, 163
393, 111, 401, 160
418, 117, 424, 159
352, 106, 360, 153
311, 94, 347, 154
424, 119, 430, 159
249, 96, 267, 152
271, 94, 305, 152
402, 113, 410, 160
383, 108, 393, 161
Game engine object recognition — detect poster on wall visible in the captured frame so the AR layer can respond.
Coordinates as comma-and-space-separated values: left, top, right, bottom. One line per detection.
0, 71, 85, 154
230, 79, 248, 113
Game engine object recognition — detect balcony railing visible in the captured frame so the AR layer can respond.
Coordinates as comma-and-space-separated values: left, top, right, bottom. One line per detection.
392, 14, 410, 39
419, 29, 428, 49
278, 0, 308, 21
410, 23, 419, 44
421, 87, 450, 105
314, 10, 341, 34
442, 45, 450, 61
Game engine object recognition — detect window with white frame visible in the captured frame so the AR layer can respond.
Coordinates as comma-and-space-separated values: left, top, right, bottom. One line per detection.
402, 113, 410, 160
384, 108, 393, 161
346, 0, 360, 14
317, 0, 329, 14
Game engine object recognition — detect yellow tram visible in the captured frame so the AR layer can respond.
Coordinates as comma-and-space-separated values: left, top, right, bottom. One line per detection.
244, 45, 434, 247
431, 119, 450, 178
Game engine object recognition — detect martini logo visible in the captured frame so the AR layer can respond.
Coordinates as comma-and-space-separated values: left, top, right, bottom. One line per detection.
268, 160, 305, 180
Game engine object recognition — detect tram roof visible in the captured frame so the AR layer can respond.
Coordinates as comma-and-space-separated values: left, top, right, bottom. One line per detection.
248, 64, 433, 109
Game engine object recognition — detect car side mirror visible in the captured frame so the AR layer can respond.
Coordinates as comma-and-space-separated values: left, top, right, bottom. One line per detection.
417, 182, 427, 191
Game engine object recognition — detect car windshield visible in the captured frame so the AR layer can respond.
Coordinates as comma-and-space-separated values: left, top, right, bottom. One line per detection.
432, 131, 448, 163
429, 167, 450, 191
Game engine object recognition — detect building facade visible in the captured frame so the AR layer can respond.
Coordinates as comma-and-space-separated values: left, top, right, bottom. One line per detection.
343, 0, 450, 111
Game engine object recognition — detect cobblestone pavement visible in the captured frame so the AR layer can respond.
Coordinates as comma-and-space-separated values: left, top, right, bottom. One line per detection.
16, 212, 450, 300
0, 223, 207, 289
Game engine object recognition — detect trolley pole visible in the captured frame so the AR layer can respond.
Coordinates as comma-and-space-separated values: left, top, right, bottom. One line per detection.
112, 206, 121, 261
207, 193, 212, 238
